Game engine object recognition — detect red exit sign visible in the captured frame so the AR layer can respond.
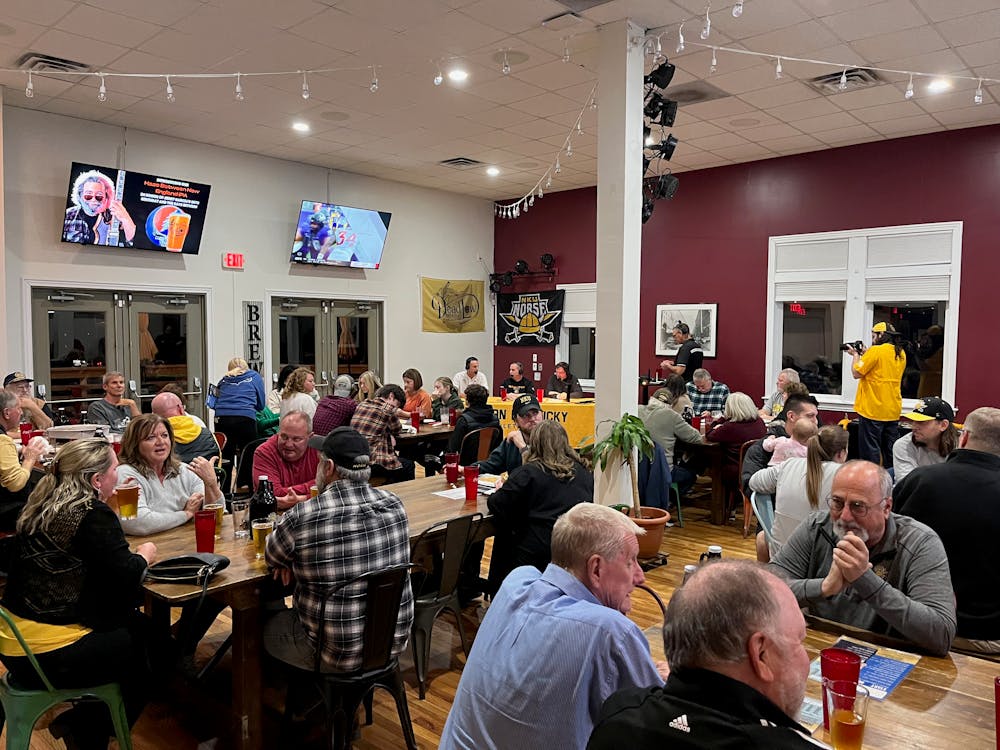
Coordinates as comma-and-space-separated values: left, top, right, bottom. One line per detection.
222, 252, 245, 270
788, 303, 806, 316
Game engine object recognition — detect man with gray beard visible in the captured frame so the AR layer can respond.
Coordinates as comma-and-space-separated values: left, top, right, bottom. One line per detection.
769, 460, 956, 656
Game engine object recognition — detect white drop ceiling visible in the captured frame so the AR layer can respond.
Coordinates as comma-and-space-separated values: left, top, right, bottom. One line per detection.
0, 0, 997, 200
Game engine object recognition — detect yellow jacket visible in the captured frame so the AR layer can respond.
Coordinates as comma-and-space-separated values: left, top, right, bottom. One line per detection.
853, 343, 906, 421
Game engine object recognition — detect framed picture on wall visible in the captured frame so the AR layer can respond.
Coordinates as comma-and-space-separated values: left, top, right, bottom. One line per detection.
655, 303, 718, 357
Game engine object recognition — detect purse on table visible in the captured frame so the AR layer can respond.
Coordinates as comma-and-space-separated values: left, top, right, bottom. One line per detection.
145, 553, 230, 617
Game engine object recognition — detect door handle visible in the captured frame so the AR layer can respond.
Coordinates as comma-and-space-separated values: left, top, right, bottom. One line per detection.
129, 379, 138, 395
194, 376, 201, 390
37, 384, 46, 398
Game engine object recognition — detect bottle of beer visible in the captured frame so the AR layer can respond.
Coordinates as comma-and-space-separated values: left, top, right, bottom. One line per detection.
250, 475, 277, 523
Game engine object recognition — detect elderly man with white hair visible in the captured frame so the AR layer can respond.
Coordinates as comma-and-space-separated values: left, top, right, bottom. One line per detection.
759, 368, 800, 419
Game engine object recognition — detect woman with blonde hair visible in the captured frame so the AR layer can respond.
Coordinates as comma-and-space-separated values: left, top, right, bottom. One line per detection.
212, 357, 266, 489
707, 392, 768, 515
0, 439, 157, 748
279, 367, 317, 420
355, 370, 383, 403
486, 420, 593, 592
430, 376, 462, 421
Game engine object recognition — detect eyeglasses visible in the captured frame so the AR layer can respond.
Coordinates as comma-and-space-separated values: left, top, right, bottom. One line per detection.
827, 497, 885, 517
82, 193, 106, 202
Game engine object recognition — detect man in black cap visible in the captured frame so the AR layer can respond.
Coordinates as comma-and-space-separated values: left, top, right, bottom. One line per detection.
262, 426, 413, 672
476, 392, 544, 475
3, 372, 53, 432
891, 397, 960, 485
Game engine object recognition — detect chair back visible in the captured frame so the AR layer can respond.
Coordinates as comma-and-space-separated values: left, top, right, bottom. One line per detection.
314, 563, 412, 675
410, 514, 482, 602
459, 427, 501, 466
737, 440, 756, 485
234, 437, 269, 495
0, 606, 55, 691
213, 431, 227, 453
751, 492, 775, 540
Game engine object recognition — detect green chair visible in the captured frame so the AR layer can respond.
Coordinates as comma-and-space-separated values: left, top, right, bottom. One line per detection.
0, 606, 133, 750
669, 482, 684, 527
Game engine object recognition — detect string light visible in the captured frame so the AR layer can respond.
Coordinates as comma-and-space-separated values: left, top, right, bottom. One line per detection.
676, 24, 685, 53
904, 74, 914, 99
654, 36, 664, 64
710, 48, 718, 75
775, 56, 782, 79
25, 71, 33, 98
537, 185, 544, 198
838, 68, 848, 91
565, 139, 573, 157
555, 156, 561, 174
545, 174, 553, 188
562, 40, 571, 63
166, 75, 176, 103
235, 72, 245, 101
576, 121, 583, 136
732, 0, 743, 18
97, 74, 107, 102
590, 96, 597, 110
974, 79, 983, 105
433, 62, 444, 86
701, 4, 711, 40
501, 50, 511, 76
301, 71, 310, 100
370, 66, 378, 92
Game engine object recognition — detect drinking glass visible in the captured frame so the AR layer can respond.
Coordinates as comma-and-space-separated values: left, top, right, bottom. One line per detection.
231, 500, 250, 539
252, 520, 274, 559
825, 680, 868, 750
820, 648, 862, 729
464, 465, 479, 503
203, 503, 225, 538
115, 485, 139, 520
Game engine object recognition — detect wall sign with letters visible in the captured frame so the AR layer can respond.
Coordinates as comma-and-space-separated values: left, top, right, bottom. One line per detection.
243, 300, 264, 372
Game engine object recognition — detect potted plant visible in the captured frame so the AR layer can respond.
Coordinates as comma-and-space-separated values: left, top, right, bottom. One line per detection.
588, 413, 670, 558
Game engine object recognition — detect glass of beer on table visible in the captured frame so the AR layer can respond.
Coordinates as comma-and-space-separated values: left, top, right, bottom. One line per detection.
825, 680, 868, 750
252, 519, 274, 559
203, 502, 225, 538
114, 484, 139, 520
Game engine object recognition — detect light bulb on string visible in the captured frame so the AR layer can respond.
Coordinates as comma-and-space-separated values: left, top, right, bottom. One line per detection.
589, 96, 597, 110
538, 184, 544, 198
554, 156, 561, 174
838, 68, 848, 91
301, 71, 310, 100
370, 67, 378, 93
904, 74, 914, 99
732, 0, 743, 17
25, 71, 33, 99
775, 57, 783, 79
501, 50, 510, 76
528, 195, 534, 207
676, 23, 685, 53
701, 5, 711, 40
566, 140, 572, 157
166, 75, 176, 103
562, 40, 571, 63
709, 48, 717, 75
576, 121, 583, 136
546, 174, 553, 188
654, 37, 664, 64
433, 62, 444, 86
974, 79, 983, 105
523, 201, 529, 213
97, 74, 107, 103
235, 73, 245, 101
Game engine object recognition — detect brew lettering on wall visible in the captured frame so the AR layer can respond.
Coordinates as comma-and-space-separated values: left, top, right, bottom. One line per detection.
243, 301, 264, 372
496, 290, 565, 346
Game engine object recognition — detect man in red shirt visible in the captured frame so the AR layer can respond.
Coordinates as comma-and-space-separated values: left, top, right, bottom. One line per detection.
252, 410, 320, 508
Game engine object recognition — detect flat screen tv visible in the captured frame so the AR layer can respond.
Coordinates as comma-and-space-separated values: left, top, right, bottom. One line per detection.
290, 200, 391, 269
61, 161, 212, 254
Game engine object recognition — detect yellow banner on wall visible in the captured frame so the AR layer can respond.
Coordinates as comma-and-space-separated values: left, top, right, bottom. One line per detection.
421, 277, 485, 333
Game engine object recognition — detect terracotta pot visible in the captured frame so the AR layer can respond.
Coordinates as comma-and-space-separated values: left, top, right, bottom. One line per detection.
633, 506, 670, 559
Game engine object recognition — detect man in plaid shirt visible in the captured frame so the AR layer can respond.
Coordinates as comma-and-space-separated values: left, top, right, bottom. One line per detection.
350, 383, 415, 483
263, 426, 413, 672
686, 368, 731, 417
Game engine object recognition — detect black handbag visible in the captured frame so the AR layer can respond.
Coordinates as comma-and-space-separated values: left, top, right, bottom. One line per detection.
145, 553, 230, 584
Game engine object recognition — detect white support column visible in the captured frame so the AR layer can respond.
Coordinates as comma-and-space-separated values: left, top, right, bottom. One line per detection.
0, 88, 7, 368
594, 20, 645, 429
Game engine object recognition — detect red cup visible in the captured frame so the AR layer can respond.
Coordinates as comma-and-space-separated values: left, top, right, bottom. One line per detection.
463, 465, 479, 503
691, 415, 702, 431
195, 510, 216, 553
444, 452, 459, 466
499, 386, 507, 400
411, 412, 421, 430
448, 407, 458, 427
112, 441, 123, 455
536, 388, 544, 402
445, 463, 459, 485
19, 423, 31, 443
29, 430, 45, 440
820, 647, 862, 729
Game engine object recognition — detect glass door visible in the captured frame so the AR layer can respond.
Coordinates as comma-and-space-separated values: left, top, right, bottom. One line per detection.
272, 297, 323, 392
330, 301, 382, 381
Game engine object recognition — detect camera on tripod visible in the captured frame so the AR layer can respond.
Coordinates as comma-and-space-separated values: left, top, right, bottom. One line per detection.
839, 340, 865, 353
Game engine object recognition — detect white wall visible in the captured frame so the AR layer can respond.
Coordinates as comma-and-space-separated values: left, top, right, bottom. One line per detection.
2, 106, 494, 384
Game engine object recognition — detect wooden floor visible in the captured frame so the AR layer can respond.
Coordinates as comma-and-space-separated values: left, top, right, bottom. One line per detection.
4, 488, 757, 749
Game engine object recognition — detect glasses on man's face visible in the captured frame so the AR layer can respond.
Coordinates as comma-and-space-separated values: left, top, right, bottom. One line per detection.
827, 496, 884, 517
82, 193, 106, 202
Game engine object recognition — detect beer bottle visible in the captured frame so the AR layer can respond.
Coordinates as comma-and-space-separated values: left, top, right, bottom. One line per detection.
250, 475, 278, 523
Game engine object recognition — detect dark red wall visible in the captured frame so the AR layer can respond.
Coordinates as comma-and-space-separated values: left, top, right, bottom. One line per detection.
493, 124, 1000, 414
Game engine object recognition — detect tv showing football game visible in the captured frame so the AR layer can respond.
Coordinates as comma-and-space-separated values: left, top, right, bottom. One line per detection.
61, 162, 212, 254
290, 200, 391, 269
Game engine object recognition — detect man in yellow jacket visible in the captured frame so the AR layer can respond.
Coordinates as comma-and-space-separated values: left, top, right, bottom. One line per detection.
847, 322, 906, 468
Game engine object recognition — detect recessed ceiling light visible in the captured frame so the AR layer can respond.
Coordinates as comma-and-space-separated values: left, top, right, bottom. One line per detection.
448, 68, 469, 82
927, 78, 951, 94
486, 166, 500, 177
292, 121, 310, 133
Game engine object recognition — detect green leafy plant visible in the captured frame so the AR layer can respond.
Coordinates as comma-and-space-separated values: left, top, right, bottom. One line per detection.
590, 413, 655, 518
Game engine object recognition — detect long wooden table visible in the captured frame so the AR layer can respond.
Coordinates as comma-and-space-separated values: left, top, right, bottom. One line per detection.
135, 475, 492, 749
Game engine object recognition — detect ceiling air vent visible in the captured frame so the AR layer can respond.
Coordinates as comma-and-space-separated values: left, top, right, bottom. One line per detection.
807, 68, 883, 95
17, 52, 91, 73
439, 157, 484, 169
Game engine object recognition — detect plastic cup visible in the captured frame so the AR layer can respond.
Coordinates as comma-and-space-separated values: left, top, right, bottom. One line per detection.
448, 407, 458, 427
820, 648, 862, 729
115, 485, 139, 520
252, 519, 274, 559
411, 412, 421, 430
445, 463, 459, 485
464, 465, 479, 503
825, 680, 868, 750
204, 503, 225, 538
195, 510, 216, 553
536, 388, 544, 402
231, 500, 250, 539
444, 451, 459, 466
499, 386, 507, 400
19, 423, 31, 443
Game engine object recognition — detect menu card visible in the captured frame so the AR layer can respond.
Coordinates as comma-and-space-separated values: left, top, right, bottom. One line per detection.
807, 636, 920, 700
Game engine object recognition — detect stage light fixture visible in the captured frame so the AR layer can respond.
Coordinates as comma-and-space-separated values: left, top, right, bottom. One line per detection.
514, 259, 529, 274
642, 195, 656, 224
649, 134, 678, 160
489, 279, 503, 294
540, 253, 554, 271
501, 271, 514, 287
653, 173, 680, 200
644, 60, 675, 90
643, 94, 677, 126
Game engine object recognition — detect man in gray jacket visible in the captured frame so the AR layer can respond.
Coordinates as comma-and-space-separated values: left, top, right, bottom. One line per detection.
769, 460, 955, 656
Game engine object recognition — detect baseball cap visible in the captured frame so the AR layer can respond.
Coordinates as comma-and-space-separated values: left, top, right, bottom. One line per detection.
871, 322, 898, 334
511, 393, 541, 419
308, 427, 371, 470
902, 397, 955, 423
333, 374, 354, 397
3, 372, 33, 387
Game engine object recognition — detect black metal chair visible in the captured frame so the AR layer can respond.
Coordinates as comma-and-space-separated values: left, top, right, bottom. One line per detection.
274, 564, 418, 750
232, 437, 268, 497
458, 427, 501, 467
409, 513, 482, 699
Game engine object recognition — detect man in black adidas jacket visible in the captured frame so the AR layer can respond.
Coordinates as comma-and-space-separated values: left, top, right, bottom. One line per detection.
588, 561, 828, 749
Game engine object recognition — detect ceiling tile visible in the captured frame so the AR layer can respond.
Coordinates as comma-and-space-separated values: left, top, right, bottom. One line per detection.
6, 0, 75, 26
766, 96, 842, 121
933, 102, 1000, 126
849, 25, 950, 63
739, 81, 821, 108
28, 28, 130, 68
869, 114, 942, 135
739, 20, 840, 56
687, 131, 751, 150
757, 133, 825, 151
813, 123, 881, 144
737, 122, 805, 140
793, 110, 863, 133
458, 0, 566, 34
850, 99, 925, 122
821, 0, 928, 42
912, 0, 1000, 22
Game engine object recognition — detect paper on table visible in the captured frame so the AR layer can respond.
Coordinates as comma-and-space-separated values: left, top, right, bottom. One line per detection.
433, 487, 468, 500
807, 636, 919, 700
797, 695, 824, 733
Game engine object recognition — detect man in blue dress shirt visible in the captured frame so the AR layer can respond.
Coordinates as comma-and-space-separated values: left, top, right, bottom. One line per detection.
440, 503, 668, 750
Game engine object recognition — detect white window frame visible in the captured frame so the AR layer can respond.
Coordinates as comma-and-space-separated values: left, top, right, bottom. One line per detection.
764, 221, 962, 413
555, 283, 597, 391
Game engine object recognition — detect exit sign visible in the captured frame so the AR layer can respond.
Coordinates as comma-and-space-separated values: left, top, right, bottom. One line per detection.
788, 303, 806, 316
222, 252, 245, 270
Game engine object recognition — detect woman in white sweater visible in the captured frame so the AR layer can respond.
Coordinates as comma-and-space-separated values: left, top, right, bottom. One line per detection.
279, 367, 318, 420
749, 425, 848, 560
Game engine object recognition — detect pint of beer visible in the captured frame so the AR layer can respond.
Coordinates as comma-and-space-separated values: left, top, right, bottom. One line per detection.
204, 503, 225, 538
115, 485, 139, 520
252, 519, 274, 559
165, 212, 191, 252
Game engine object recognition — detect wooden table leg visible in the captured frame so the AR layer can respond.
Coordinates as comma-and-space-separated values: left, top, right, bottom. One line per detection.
707, 447, 726, 525
228, 588, 263, 750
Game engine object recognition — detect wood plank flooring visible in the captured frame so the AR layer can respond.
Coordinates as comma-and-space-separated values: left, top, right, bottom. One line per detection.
3, 499, 757, 749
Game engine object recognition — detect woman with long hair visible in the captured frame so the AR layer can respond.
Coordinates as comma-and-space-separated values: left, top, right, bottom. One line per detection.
487, 421, 593, 592
430, 376, 462, 421
651, 373, 692, 415
213, 357, 266, 489
749, 425, 849, 559
355, 370, 383, 403
279, 367, 317, 420
267, 364, 298, 414
0, 439, 157, 749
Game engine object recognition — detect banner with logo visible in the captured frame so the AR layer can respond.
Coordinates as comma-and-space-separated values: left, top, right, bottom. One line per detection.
421, 277, 485, 333
495, 290, 565, 346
